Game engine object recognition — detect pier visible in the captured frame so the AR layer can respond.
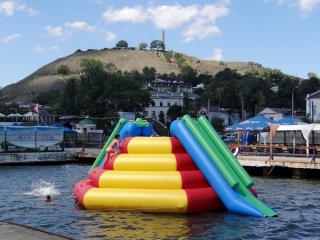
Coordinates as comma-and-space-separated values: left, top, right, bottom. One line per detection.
1, 145, 320, 179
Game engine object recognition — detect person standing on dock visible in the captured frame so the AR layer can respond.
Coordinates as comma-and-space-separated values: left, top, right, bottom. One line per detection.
106, 134, 120, 161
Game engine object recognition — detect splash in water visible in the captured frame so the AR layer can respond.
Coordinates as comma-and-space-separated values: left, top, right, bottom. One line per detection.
25, 179, 60, 196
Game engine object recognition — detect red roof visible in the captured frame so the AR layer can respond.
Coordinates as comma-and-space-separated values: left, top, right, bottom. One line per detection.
309, 92, 320, 99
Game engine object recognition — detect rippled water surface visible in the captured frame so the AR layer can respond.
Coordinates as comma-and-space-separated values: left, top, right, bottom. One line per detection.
1, 164, 320, 240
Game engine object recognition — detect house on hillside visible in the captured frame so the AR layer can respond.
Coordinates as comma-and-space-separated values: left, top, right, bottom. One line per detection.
258, 108, 290, 121
144, 91, 200, 120
198, 107, 238, 126
145, 78, 194, 93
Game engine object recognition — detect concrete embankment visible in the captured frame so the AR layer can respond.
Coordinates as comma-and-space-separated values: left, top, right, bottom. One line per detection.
0, 149, 97, 165
0, 220, 75, 240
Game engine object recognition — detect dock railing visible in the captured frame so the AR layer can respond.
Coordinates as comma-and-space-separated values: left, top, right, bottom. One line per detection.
234, 144, 320, 162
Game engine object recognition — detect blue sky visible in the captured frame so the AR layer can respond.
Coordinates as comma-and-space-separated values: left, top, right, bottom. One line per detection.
1, 0, 320, 88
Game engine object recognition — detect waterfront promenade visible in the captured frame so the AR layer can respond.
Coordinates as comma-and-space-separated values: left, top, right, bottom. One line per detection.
1, 144, 319, 178
0, 221, 75, 240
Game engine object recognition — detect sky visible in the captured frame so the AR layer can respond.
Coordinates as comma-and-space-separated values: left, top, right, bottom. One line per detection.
1, 0, 320, 88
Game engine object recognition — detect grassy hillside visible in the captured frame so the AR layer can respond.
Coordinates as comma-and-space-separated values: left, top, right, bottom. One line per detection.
0, 49, 262, 103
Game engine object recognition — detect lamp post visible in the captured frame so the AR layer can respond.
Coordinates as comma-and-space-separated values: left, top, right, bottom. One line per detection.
207, 93, 212, 121
292, 86, 298, 117
239, 94, 244, 121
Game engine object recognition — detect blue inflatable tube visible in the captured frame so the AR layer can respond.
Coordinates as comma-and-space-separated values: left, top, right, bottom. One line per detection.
170, 120, 265, 217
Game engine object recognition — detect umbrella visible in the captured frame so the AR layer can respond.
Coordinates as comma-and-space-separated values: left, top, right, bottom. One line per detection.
7, 113, 23, 117
276, 116, 307, 125
225, 115, 277, 131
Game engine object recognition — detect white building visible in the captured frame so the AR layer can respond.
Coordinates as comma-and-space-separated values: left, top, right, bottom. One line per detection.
257, 108, 289, 121
145, 91, 184, 119
146, 78, 194, 93
306, 90, 320, 122
198, 106, 234, 126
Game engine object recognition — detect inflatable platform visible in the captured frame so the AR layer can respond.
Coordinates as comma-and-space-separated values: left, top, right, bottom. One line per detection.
73, 116, 277, 217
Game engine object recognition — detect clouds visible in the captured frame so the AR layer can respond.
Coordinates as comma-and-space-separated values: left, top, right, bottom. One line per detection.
105, 31, 117, 41
35, 44, 58, 52
64, 21, 95, 32
44, 25, 64, 37
0, 1, 36, 16
103, 6, 149, 23
0, 0, 24, 16
44, 21, 95, 40
206, 48, 223, 61
298, 0, 320, 15
2, 33, 20, 43
102, 1, 231, 42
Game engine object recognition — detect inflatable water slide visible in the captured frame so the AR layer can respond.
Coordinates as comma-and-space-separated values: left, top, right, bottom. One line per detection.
73, 116, 277, 217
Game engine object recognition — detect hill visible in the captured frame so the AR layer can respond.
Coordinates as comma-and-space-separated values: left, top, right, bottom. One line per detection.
0, 49, 263, 103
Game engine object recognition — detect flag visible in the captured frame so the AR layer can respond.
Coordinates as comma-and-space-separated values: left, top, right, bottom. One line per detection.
34, 103, 39, 113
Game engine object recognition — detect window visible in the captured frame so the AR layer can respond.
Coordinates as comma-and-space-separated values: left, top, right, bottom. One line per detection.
167, 102, 171, 107
160, 102, 163, 107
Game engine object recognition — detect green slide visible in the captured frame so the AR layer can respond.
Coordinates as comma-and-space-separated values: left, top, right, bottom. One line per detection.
183, 115, 277, 217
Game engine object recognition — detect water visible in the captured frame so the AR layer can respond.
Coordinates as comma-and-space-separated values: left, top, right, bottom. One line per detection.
0, 164, 320, 240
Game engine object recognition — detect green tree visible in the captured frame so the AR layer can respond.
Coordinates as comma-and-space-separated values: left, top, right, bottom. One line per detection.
142, 66, 156, 81
163, 51, 173, 62
32, 90, 61, 106
59, 77, 79, 115
105, 62, 117, 74
158, 111, 166, 124
138, 42, 148, 50
77, 59, 108, 116
174, 53, 186, 67
181, 65, 198, 85
150, 40, 164, 50
166, 104, 183, 123
116, 40, 128, 48
57, 65, 71, 75
211, 116, 225, 133
301, 113, 312, 123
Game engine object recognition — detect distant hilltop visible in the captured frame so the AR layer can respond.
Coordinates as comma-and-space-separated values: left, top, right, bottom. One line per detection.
0, 48, 264, 103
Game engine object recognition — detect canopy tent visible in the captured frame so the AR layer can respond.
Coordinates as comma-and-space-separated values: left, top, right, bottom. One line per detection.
270, 124, 317, 155
276, 117, 307, 125
225, 115, 277, 131
11, 122, 21, 126
0, 113, 5, 117
7, 113, 23, 117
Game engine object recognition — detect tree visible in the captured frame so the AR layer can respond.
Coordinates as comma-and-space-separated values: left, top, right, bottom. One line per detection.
166, 104, 183, 123
105, 62, 117, 74
57, 65, 71, 75
211, 117, 225, 133
158, 111, 166, 124
301, 113, 312, 123
138, 42, 148, 50
174, 53, 186, 67
181, 65, 198, 85
163, 51, 173, 62
142, 66, 156, 81
116, 40, 128, 48
59, 77, 79, 115
77, 59, 108, 116
32, 90, 61, 106
150, 40, 164, 51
